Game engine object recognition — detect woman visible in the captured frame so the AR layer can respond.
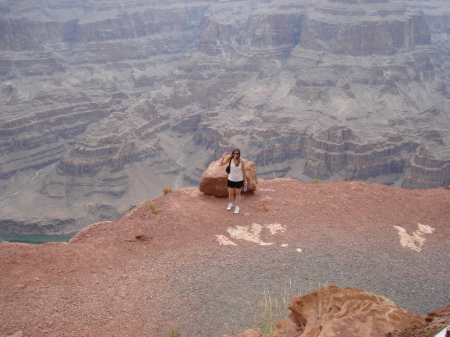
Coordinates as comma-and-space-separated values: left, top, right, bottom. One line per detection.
221, 148, 247, 213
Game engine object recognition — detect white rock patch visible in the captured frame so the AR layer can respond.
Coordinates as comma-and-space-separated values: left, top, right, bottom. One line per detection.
227, 223, 274, 246
218, 223, 302, 252
394, 223, 435, 252
266, 223, 286, 235
216, 234, 238, 246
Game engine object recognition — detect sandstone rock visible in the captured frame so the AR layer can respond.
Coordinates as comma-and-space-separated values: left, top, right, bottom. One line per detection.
271, 319, 302, 337
385, 304, 450, 337
199, 158, 258, 197
240, 329, 262, 337
221, 328, 262, 337
427, 305, 450, 323
252, 196, 272, 212
283, 285, 426, 337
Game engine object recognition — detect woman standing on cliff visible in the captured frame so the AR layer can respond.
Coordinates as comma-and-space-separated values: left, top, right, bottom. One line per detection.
221, 148, 247, 214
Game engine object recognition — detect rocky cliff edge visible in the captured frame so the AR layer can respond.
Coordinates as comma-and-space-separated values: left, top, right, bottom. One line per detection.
0, 179, 449, 336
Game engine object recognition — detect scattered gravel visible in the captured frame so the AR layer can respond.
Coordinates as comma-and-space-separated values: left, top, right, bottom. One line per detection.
1, 179, 449, 337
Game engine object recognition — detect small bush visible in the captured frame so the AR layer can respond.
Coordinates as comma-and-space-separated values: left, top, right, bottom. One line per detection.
149, 203, 161, 214
312, 179, 321, 184
162, 185, 173, 194
165, 329, 181, 337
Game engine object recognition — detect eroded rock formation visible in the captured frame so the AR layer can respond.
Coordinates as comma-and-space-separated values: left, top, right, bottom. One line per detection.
283, 285, 425, 337
227, 286, 449, 337
0, 0, 449, 234
385, 304, 450, 337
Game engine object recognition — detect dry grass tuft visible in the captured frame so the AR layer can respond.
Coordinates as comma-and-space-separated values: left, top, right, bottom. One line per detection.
164, 329, 181, 337
162, 185, 173, 194
149, 203, 162, 214
249, 280, 328, 337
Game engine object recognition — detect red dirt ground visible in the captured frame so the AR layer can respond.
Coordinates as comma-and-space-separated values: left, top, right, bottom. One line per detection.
1, 179, 449, 337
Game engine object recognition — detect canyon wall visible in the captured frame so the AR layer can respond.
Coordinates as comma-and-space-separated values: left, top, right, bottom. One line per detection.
0, 0, 449, 234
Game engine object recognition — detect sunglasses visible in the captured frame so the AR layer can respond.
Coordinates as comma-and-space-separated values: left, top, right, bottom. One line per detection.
232, 152, 239, 155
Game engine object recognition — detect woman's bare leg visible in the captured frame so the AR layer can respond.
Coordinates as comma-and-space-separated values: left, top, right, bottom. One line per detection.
228, 187, 235, 204
235, 187, 241, 206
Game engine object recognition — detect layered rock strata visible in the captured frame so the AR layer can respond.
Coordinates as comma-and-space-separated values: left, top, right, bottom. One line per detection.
0, 0, 449, 234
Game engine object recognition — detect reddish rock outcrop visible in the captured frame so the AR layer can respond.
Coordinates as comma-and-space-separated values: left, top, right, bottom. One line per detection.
252, 196, 272, 212
272, 285, 426, 337
386, 304, 450, 337
222, 328, 262, 337
272, 320, 302, 337
199, 158, 258, 197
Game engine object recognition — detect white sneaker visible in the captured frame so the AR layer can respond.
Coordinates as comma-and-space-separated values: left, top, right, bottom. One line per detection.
234, 206, 240, 214
227, 203, 233, 211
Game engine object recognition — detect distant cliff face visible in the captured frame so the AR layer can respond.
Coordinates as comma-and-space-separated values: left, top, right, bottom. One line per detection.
0, 0, 449, 234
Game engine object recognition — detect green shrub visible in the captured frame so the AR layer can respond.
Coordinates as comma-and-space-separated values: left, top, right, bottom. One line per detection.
149, 203, 161, 214
312, 179, 321, 184
165, 329, 181, 337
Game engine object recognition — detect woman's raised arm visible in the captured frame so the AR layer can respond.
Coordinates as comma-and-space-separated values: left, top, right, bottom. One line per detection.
220, 152, 230, 165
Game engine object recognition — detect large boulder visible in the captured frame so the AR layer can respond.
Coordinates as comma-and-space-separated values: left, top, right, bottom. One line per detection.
199, 158, 258, 196
274, 285, 426, 337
